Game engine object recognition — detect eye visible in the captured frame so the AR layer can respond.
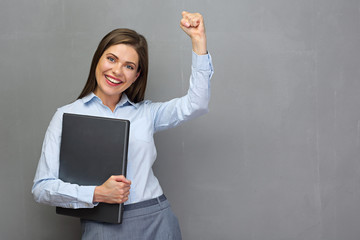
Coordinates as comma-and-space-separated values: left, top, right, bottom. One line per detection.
107, 56, 115, 62
126, 65, 135, 70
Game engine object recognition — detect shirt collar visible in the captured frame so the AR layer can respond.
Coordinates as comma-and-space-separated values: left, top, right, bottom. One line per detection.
81, 92, 98, 104
116, 93, 139, 109
81, 92, 139, 109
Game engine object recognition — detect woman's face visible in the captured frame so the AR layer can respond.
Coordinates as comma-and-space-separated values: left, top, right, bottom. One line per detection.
94, 44, 140, 103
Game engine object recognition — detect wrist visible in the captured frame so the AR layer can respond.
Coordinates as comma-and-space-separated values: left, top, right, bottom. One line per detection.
93, 186, 103, 203
192, 37, 207, 55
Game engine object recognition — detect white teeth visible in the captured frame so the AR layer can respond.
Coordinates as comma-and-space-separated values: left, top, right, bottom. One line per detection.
105, 76, 121, 84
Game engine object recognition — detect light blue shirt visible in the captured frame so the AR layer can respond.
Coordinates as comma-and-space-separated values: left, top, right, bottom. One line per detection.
32, 52, 214, 208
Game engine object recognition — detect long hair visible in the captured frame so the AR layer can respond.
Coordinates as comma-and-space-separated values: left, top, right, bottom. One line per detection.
77, 28, 148, 103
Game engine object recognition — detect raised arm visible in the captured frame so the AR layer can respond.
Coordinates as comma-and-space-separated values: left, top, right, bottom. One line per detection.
149, 12, 213, 132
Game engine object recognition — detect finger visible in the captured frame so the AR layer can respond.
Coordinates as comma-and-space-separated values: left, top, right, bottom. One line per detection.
117, 186, 130, 195
118, 183, 131, 191
181, 11, 194, 27
180, 18, 190, 28
182, 12, 202, 27
182, 11, 189, 17
190, 18, 200, 28
188, 16, 201, 27
112, 175, 131, 184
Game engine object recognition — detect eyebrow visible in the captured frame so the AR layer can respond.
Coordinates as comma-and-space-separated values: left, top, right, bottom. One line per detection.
106, 53, 137, 67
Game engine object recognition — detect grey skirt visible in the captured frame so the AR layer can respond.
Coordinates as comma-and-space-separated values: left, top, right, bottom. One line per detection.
81, 196, 182, 240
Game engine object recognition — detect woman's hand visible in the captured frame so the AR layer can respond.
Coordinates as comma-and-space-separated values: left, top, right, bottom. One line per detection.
93, 175, 131, 204
180, 11, 207, 55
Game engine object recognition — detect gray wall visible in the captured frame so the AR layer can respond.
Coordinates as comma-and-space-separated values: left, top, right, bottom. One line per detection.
1, 0, 360, 239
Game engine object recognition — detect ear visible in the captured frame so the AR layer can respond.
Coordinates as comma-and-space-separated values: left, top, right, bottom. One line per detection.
134, 71, 141, 81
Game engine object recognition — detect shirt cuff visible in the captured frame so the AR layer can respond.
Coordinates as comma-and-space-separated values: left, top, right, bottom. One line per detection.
77, 185, 98, 208
192, 51, 213, 71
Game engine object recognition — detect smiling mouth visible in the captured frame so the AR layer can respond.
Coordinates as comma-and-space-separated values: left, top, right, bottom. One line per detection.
105, 75, 122, 84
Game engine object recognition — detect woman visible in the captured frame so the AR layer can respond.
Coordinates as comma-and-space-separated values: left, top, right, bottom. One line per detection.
32, 11, 213, 239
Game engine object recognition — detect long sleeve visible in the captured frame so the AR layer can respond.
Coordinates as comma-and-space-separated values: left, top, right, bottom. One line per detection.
32, 109, 97, 209
151, 51, 214, 132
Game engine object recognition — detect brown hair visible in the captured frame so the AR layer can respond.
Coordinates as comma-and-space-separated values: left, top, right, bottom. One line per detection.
78, 28, 148, 103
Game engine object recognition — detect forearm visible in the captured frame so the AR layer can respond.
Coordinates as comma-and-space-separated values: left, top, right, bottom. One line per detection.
32, 178, 96, 208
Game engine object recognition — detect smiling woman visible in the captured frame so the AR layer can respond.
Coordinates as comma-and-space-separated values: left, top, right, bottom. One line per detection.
94, 44, 140, 111
78, 28, 149, 104
32, 11, 213, 240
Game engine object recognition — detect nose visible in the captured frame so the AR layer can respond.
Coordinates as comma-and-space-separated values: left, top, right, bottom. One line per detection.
112, 63, 123, 76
